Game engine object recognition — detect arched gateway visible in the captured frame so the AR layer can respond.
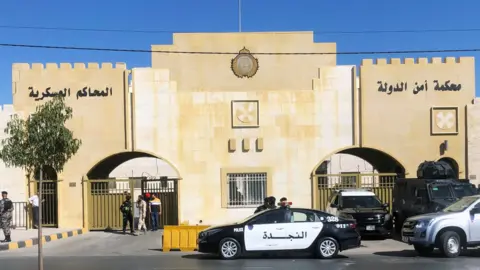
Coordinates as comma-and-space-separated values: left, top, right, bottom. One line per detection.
85, 151, 181, 230
311, 147, 406, 211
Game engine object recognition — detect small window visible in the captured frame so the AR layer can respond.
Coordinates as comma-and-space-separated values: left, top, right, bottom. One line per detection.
226, 172, 267, 208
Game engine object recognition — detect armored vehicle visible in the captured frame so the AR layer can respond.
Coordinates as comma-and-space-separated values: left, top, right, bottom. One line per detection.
392, 161, 476, 233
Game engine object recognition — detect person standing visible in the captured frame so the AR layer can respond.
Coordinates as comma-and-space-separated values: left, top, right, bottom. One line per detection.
119, 195, 134, 235
254, 197, 270, 214
149, 194, 161, 231
136, 195, 147, 234
279, 197, 289, 207
0, 191, 14, 242
28, 192, 40, 229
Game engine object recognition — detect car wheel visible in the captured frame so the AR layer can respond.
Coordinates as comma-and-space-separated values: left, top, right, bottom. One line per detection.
316, 237, 339, 259
413, 244, 434, 256
438, 231, 461, 258
218, 238, 242, 260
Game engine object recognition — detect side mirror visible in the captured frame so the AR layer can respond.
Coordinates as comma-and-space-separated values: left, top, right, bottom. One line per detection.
470, 208, 480, 215
383, 203, 389, 209
330, 203, 337, 208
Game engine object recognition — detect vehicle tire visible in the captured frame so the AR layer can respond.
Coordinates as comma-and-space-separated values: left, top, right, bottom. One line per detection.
413, 244, 434, 256
438, 231, 461, 258
218, 238, 242, 260
316, 237, 339, 259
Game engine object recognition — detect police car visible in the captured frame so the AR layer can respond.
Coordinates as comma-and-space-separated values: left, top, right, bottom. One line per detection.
197, 204, 361, 260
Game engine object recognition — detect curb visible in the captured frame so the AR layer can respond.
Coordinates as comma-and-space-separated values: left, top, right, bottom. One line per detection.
0, 228, 88, 251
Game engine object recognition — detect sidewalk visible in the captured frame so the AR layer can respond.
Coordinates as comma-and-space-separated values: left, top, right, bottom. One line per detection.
0, 228, 88, 251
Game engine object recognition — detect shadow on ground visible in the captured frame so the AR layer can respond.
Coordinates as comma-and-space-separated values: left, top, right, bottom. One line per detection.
181, 253, 349, 260
375, 249, 480, 258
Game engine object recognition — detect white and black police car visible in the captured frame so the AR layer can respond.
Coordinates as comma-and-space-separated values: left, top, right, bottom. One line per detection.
197, 204, 360, 260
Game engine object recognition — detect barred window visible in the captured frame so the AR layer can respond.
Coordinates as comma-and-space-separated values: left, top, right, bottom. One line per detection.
227, 172, 267, 208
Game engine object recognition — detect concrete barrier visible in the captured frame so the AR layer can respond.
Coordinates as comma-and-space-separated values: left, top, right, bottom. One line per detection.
162, 225, 210, 252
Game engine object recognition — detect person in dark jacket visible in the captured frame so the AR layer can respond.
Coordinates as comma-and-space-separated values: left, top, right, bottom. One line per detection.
267, 196, 276, 209
119, 195, 134, 235
254, 197, 270, 214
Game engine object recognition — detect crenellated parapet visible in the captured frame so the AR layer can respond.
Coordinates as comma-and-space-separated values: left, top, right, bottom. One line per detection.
361, 57, 474, 66
12, 62, 127, 70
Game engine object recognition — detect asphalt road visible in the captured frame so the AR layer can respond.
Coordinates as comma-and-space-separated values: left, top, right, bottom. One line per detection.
1, 232, 480, 270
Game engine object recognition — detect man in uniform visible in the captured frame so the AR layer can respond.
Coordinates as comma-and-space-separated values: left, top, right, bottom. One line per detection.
0, 191, 14, 242
119, 195, 134, 235
267, 196, 277, 209
254, 197, 270, 214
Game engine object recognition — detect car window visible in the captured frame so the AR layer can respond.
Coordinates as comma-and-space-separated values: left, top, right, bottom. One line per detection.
290, 210, 317, 223
250, 209, 288, 224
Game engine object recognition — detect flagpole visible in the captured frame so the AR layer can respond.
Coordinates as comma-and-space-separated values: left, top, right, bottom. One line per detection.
238, 0, 242, 32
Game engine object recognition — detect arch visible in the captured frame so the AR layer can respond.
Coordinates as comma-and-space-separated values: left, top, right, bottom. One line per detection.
86, 150, 181, 179
437, 157, 459, 179
311, 146, 407, 176
34, 165, 58, 180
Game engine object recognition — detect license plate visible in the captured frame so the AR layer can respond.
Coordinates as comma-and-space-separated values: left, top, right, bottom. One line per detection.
366, 225, 375, 231
402, 236, 410, 243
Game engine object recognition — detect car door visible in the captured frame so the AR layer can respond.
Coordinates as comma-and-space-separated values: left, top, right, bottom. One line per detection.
326, 194, 339, 216
283, 209, 324, 250
469, 202, 480, 241
243, 209, 289, 251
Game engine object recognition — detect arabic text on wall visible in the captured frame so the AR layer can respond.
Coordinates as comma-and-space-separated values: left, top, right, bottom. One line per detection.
28, 87, 113, 101
377, 80, 462, 95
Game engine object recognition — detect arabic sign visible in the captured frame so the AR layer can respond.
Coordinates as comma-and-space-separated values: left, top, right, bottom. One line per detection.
263, 231, 307, 241
28, 86, 113, 101
377, 80, 462, 95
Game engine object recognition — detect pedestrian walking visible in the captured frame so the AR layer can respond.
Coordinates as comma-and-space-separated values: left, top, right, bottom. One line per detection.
119, 195, 134, 235
28, 192, 42, 229
149, 194, 161, 231
136, 195, 147, 234
0, 191, 14, 242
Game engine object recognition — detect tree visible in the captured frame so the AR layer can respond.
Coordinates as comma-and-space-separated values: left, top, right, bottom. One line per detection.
0, 96, 81, 270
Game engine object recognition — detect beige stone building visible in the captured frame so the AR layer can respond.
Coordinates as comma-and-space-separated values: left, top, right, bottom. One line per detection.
5, 31, 479, 229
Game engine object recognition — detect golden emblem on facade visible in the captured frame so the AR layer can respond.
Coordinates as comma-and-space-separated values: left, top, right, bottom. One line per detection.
231, 47, 259, 78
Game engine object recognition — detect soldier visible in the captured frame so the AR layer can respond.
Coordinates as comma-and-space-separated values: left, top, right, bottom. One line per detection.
119, 195, 134, 235
0, 191, 14, 242
267, 196, 277, 209
254, 197, 270, 214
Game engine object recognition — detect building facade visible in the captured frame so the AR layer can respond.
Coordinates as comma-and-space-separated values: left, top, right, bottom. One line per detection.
5, 31, 479, 228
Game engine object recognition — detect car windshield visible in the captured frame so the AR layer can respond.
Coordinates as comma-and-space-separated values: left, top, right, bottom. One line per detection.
429, 184, 453, 199
453, 185, 476, 198
342, 196, 383, 208
442, 196, 479, 213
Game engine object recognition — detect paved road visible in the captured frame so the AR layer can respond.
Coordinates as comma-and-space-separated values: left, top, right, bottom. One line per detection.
1, 232, 480, 269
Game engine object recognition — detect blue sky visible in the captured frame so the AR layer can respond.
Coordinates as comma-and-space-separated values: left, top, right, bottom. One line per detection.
0, 0, 478, 104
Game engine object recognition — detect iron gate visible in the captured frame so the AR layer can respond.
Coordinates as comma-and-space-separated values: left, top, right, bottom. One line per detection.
141, 177, 179, 229
87, 179, 134, 230
33, 180, 58, 227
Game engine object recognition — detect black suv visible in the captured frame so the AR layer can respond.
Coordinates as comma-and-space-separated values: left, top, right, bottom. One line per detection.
326, 189, 392, 237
